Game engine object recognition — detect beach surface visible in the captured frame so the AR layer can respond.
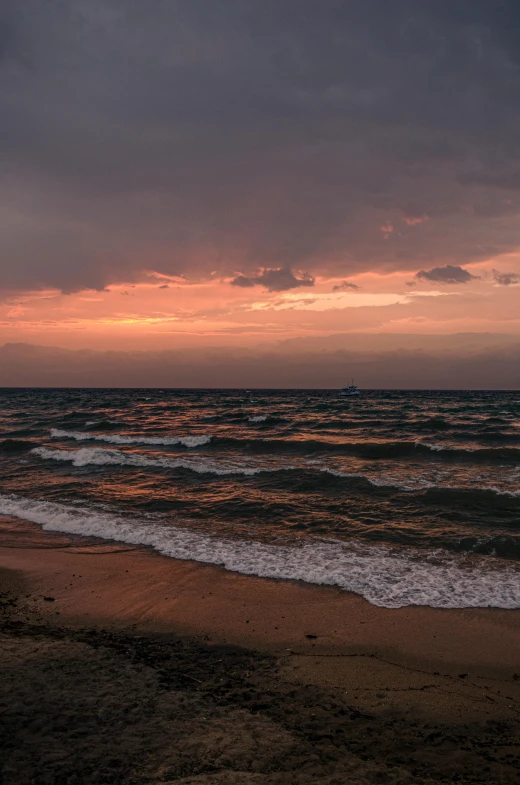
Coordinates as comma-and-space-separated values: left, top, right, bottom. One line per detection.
1, 515, 520, 784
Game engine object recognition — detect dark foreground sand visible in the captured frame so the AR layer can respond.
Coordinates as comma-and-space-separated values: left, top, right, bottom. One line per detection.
1, 515, 520, 784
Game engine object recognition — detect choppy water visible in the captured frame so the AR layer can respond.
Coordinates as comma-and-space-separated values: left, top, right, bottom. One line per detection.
1, 388, 520, 608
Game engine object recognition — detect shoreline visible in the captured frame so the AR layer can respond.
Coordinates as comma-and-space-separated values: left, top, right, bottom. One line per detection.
2, 515, 519, 665
2, 496, 519, 612
1, 515, 520, 714
2, 515, 520, 782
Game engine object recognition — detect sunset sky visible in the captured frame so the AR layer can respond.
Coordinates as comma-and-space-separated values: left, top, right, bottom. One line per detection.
1, 1, 520, 385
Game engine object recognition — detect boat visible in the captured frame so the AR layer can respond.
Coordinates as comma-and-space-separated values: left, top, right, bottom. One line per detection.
339, 381, 360, 396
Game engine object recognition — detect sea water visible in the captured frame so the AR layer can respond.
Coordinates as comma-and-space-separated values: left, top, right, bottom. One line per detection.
1, 387, 519, 609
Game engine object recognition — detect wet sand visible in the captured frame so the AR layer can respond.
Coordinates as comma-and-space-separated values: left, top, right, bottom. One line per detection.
1, 515, 520, 783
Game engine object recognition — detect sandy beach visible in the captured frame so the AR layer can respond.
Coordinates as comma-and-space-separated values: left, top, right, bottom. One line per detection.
1, 514, 520, 783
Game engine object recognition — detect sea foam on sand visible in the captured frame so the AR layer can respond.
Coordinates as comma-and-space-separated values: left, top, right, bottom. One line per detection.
1, 493, 519, 610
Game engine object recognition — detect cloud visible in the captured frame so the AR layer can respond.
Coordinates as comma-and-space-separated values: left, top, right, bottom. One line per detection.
230, 268, 315, 292
332, 281, 360, 291
493, 269, 520, 286
459, 171, 520, 190
3, 2, 520, 293
229, 275, 256, 289
415, 265, 478, 284
2, 337, 520, 389
403, 214, 429, 226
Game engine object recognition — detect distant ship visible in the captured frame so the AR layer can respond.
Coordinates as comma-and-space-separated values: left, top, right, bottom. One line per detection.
339, 381, 360, 396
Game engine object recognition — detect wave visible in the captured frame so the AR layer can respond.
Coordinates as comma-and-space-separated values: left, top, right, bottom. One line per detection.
210, 436, 520, 462
1, 427, 39, 438
448, 431, 520, 445
52, 425, 520, 454
307, 419, 520, 438
412, 417, 451, 431
50, 428, 211, 448
1, 494, 519, 609
422, 485, 520, 503
318, 470, 520, 502
284, 468, 520, 505
32, 446, 262, 475
84, 420, 121, 430
201, 413, 289, 426
246, 415, 290, 425
30, 446, 520, 502
453, 534, 520, 560
309, 419, 386, 430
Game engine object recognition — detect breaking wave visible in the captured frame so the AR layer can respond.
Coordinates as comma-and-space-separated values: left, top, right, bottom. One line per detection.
1, 493, 519, 610
49, 428, 520, 463
212, 436, 520, 462
30, 446, 520, 504
32, 445, 262, 475
51, 428, 211, 448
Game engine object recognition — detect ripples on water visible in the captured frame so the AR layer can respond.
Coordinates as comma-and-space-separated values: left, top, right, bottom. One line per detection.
1, 388, 519, 608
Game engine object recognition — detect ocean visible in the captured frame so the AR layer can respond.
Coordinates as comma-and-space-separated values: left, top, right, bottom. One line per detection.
1, 387, 519, 609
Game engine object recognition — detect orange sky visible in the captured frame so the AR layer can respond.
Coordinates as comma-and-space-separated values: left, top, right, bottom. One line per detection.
1, 256, 520, 352
3, 2, 520, 386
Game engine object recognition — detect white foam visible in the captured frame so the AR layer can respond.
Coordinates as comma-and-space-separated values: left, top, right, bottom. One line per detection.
1, 493, 519, 609
33, 446, 261, 475
320, 467, 433, 491
413, 440, 457, 453
51, 428, 211, 448
249, 415, 268, 423
483, 486, 520, 498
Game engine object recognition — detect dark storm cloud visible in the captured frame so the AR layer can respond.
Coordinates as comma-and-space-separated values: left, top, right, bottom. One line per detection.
230, 267, 314, 292
415, 265, 478, 284
3, 1, 520, 292
493, 269, 520, 285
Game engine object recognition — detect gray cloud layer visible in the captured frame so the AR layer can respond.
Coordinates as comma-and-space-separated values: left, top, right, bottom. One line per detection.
3, 1, 520, 292
2, 336, 520, 388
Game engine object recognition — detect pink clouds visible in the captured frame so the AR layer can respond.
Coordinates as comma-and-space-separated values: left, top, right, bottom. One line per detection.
1, 258, 520, 354
403, 214, 429, 226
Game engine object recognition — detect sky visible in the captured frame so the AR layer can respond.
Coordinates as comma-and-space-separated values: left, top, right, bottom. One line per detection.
1, 1, 520, 386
